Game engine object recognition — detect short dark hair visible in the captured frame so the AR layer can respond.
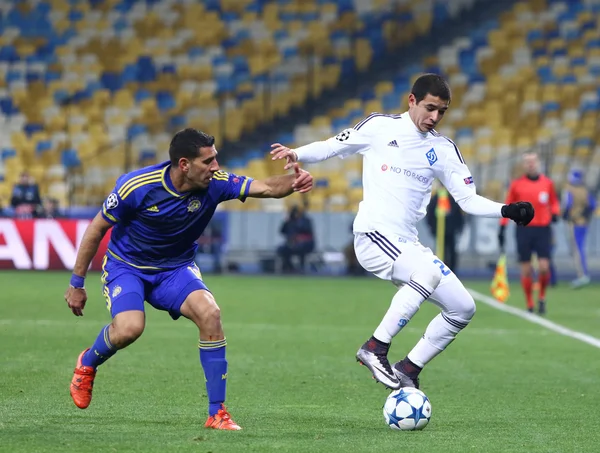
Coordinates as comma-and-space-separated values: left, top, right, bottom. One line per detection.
169, 128, 215, 166
411, 73, 451, 104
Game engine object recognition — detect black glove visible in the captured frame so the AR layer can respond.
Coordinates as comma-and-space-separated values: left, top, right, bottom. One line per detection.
551, 214, 558, 223
501, 202, 535, 226
497, 225, 506, 252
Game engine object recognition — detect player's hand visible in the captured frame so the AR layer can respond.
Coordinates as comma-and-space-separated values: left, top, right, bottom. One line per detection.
65, 286, 87, 317
270, 143, 298, 170
291, 163, 313, 193
501, 202, 535, 226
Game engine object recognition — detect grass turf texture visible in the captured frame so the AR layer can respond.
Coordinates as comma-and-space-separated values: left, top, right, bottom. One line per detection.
1, 271, 599, 452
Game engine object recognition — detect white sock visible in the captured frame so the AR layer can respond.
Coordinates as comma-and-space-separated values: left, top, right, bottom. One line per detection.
407, 313, 470, 368
373, 280, 434, 343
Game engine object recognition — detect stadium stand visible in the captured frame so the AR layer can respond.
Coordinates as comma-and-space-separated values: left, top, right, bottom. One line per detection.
0, 0, 483, 210
1, 0, 597, 215
279, 0, 600, 211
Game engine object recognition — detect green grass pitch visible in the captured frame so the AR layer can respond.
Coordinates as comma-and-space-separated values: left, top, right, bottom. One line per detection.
1, 271, 600, 452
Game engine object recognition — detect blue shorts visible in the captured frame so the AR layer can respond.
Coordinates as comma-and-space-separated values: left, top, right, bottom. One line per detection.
516, 225, 551, 262
100, 255, 209, 320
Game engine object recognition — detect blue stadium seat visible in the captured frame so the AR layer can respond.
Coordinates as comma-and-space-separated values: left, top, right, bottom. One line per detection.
25, 123, 44, 137
61, 149, 81, 168
138, 149, 156, 163
135, 88, 153, 103
156, 91, 176, 112
101, 71, 124, 92
127, 124, 148, 140
36, 140, 52, 155
2, 149, 17, 160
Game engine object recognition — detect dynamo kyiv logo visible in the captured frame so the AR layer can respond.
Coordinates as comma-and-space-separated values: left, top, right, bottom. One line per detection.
426, 148, 438, 166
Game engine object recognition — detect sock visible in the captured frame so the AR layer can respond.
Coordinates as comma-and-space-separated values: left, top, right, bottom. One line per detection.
407, 313, 469, 368
538, 271, 550, 300
373, 280, 433, 343
397, 357, 422, 378
81, 325, 117, 369
520, 276, 534, 309
363, 336, 391, 353
199, 339, 228, 417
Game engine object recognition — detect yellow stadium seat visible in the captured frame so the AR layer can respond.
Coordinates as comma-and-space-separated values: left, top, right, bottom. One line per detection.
355, 39, 373, 71
375, 81, 394, 98
363, 99, 383, 115
311, 116, 331, 128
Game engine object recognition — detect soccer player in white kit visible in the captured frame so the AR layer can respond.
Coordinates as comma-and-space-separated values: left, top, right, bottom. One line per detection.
271, 74, 534, 390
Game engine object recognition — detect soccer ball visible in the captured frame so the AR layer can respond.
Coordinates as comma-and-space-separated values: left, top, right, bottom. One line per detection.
383, 387, 432, 431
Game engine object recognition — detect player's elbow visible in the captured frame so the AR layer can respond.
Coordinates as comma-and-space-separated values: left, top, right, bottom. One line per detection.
455, 196, 474, 214
90, 212, 113, 237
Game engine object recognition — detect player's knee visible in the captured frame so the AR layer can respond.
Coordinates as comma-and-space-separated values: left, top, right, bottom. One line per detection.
442, 287, 476, 323
202, 300, 222, 327
538, 258, 550, 273
111, 312, 145, 347
411, 263, 442, 291
182, 290, 222, 330
459, 294, 476, 321
520, 262, 533, 277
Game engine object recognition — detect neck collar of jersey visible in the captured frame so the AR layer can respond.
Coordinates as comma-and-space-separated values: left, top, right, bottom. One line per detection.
161, 165, 185, 198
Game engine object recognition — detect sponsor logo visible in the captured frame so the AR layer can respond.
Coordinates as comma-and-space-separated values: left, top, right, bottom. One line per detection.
381, 165, 429, 184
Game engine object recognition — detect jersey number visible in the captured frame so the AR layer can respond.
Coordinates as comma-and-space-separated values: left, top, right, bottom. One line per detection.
433, 259, 452, 276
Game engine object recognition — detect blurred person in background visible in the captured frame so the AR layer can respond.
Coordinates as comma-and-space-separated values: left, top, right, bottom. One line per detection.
426, 186, 465, 274
196, 220, 224, 274
562, 169, 596, 289
11, 171, 42, 219
344, 220, 367, 276
41, 197, 64, 219
498, 152, 559, 314
277, 204, 315, 273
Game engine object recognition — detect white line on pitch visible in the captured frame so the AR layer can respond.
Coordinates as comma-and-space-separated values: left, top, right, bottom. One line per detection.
468, 288, 600, 349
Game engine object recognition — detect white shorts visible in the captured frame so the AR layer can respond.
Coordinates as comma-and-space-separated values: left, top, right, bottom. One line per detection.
353, 231, 475, 319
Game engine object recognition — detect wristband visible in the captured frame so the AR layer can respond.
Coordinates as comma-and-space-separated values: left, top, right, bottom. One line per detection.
70, 274, 85, 289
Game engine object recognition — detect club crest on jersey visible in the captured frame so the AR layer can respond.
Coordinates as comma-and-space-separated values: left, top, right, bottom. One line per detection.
112, 285, 122, 298
464, 176, 474, 185
426, 148, 438, 166
187, 198, 201, 213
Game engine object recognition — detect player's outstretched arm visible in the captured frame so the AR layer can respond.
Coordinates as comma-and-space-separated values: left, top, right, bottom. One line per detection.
64, 212, 113, 317
247, 163, 313, 198
270, 127, 372, 170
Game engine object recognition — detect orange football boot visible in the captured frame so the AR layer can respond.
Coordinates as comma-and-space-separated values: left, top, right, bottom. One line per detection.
70, 348, 96, 409
204, 404, 242, 430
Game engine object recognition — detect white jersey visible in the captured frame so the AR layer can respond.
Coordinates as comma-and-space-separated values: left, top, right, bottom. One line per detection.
294, 112, 504, 241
